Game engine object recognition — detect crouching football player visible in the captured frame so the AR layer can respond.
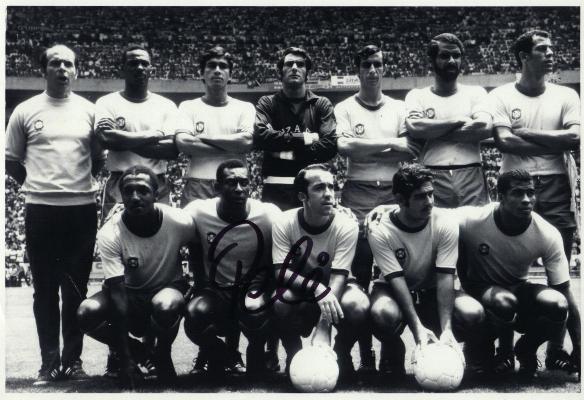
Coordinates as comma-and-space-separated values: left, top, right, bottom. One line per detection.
271, 164, 369, 379
368, 164, 460, 377
183, 160, 281, 375
77, 166, 195, 388
453, 170, 581, 380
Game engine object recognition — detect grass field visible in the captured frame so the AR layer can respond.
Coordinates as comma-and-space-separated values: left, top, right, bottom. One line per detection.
4, 278, 581, 393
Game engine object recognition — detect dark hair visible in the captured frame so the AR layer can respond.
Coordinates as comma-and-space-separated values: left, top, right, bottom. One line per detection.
496, 169, 533, 196
354, 44, 383, 69
118, 165, 159, 193
199, 46, 234, 74
512, 30, 550, 68
276, 47, 313, 76
427, 33, 465, 59
294, 164, 330, 195
216, 159, 246, 183
392, 164, 434, 200
39, 44, 79, 71
121, 45, 150, 66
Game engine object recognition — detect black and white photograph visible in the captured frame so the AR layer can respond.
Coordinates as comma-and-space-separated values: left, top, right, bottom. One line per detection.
3, 0, 581, 394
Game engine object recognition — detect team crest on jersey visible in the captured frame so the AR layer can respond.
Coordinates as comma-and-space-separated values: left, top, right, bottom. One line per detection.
479, 243, 490, 255
33, 120, 44, 131
207, 232, 216, 244
127, 257, 139, 269
354, 124, 365, 136
116, 116, 126, 128
395, 248, 407, 260
511, 108, 521, 121
317, 252, 330, 266
425, 108, 436, 119
195, 121, 205, 133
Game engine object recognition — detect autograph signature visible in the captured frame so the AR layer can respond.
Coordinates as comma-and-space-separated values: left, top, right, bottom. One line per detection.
203, 219, 331, 314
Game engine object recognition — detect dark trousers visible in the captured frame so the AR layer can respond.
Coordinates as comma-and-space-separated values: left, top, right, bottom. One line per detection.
25, 203, 97, 368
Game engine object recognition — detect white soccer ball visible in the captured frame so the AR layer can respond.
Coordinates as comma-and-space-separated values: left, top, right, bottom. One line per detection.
289, 345, 339, 392
413, 342, 465, 391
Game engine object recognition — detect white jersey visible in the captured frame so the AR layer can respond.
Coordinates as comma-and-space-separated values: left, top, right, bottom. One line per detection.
97, 204, 195, 291
176, 96, 255, 179
95, 91, 178, 174
478, 82, 580, 175
5, 92, 103, 206
405, 84, 488, 166
272, 208, 358, 285
184, 198, 281, 287
335, 94, 410, 181
455, 203, 569, 287
369, 205, 458, 291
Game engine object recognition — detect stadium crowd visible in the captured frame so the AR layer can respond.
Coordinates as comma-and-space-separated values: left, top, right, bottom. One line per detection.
5, 7, 580, 83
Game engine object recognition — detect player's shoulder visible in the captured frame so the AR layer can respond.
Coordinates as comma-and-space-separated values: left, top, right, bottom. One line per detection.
383, 94, 406, 107
369, 205, 400, 237
12, 93, 46, 114
69, 92, 95, 108
183, 197, 217, 216
228, 95, 254, 108
158, 203, 192, 223
459, 83, 487, 96
432, 207, 461, 231
95, 90, 122, 105
178, 97, 203, 110
530, 210, 562, 238
405, 87, 423, 98
547, 82, 579, 98
278, 207, 301, 225
335, 94, 356, 109
250, 198, 282, 217
448, 203, 496, 225
488, 82, 516, 97
97, 211, 123, 243
150, 92, 177, 107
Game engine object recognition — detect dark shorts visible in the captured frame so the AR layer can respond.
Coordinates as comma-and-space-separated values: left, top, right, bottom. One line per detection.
261, 183, 301, 211
105, 279, 189, 337
102, 171, 170, 223
426, 164, 490, 208
341, 180, 397, 288
462, 280, 554, 332
180, 178, 216, 207
532, 174, 575, 229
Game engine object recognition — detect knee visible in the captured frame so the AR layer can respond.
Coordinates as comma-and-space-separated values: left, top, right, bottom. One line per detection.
453, 294, 486, 334
184, 296, 214, 336
370, 297, 402, 338
485, 290, 517, 321
536, 289, 569, 322
340, 284, 370, 325
76, 298, 105, 332
152, 293, 184, 317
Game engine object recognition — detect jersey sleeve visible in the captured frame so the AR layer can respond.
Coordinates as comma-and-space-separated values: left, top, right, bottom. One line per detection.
435, 216, 459, 273
562, 88, 580, 128
5, 106, 27, 162
470, 86, 489, 118
175, 101, 194, 135
272, 217, 292, 265
484, 90, 511, 129
368, 223, 404, 280
97, 226, 125, 280
405, 89, 424, 119
161, 100, 179, 136
396, 100, 408, 136
239, 102, 256, 133
542, 227, 570, 286
94, 95, 115, 128
334, 101, 353, 138
330, 218, 358, 274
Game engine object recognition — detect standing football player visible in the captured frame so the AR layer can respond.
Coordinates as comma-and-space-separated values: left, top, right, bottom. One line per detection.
96, 45, 178, 221
183, 160, 280, 375
271, 164, 369, 379
405, 33, 492, 208
335, 44, 415, 375
5, 44, 105, 384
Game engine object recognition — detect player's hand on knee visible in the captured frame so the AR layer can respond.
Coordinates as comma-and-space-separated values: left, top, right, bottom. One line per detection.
333, 202, 358, 223
364, 205, 390, 238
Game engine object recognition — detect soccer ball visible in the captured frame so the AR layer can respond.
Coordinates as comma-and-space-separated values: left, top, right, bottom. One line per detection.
413, 342, 465, 391
289, 345, 339, 392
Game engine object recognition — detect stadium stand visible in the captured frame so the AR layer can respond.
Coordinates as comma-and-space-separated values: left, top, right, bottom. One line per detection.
5, 7, 580, 82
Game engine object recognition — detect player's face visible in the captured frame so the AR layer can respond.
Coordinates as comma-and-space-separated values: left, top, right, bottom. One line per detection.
404, 181, 434, 222
358, 51, 384, 89
121, 173, 157, 216
281, 53, 307, 88
500, 179, 535, 219
203, 56, 231, 89
525, 35, 554, 75
218, 167, 250, 205
123, 49, 151, 86
301, 170, 335, 217
44, 46, 77, 97
433, 42, 462, 82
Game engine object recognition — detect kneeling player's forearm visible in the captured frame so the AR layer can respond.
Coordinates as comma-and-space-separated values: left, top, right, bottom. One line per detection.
388, 277, 423, 339
274, 263, 328, 295
106, 279, 132, 359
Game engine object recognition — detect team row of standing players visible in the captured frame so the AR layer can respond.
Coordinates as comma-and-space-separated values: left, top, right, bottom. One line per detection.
4, 30, 580, 388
